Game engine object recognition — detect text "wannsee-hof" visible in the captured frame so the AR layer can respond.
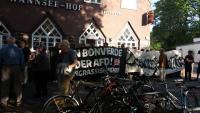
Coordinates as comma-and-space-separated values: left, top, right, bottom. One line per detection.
10, 0, 82, 11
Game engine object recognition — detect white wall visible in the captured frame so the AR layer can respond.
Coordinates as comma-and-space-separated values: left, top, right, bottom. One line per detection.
193, 38, 200, 42
176, 43, 200, 62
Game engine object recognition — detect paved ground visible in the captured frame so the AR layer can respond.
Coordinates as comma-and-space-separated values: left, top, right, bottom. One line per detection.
0, 82, 56, 113
0, 65, 200, 113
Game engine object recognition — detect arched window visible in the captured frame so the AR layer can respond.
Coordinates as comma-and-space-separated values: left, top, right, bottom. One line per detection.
79, 23, 105, 47
32, 18, 62, 51
0, 21, 11, 48
117, 22, 138, 49
84, 0, 102, 4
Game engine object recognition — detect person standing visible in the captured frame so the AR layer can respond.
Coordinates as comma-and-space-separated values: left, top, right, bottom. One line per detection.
196, 51, 200, 80
56, 39, 78, 95
49, 43, 60, 82
184, 50, 194, 81
19, 40, 31, 85
0, 36, 24, 109
158, 49, 168, 82
32, 45, 50, 98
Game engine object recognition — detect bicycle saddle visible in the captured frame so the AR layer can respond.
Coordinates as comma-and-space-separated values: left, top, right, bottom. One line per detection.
173, 79, 185, 86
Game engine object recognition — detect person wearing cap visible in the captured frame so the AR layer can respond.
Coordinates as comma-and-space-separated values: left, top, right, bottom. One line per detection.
0, 36, 24, 109
184, 50, 194, 81
56, 39, 78, 95
158, 49, 168, 82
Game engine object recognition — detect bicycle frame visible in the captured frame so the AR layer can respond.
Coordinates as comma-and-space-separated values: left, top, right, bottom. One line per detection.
162, 81, 200, 113
41, 80, 104, 113
70, 81, 103, 112
163, 81, 189, 111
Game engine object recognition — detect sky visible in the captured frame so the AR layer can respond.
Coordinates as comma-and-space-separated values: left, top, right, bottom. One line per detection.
151, 0, 159, 4
151, 0, 159, 9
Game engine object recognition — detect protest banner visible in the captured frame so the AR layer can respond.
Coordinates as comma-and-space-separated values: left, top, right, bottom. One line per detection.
74, 47, 126, 79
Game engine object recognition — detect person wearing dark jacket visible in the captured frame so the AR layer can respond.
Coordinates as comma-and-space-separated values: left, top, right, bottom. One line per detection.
184, 50, 194, 81
0, 37, 24, 109
19, 40, 31, 84
32, 45, 50, 98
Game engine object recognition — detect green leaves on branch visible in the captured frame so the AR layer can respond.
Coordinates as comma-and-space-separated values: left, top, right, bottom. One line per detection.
152, 0, 200, 49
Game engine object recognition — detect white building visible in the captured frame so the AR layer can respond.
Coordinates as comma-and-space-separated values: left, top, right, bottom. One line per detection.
176, 38, 200, 62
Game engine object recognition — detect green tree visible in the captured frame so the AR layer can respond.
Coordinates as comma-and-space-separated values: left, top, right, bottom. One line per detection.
151, 0, 200, 49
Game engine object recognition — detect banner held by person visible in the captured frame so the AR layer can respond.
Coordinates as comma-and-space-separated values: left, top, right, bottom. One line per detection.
74, 47, 125, 77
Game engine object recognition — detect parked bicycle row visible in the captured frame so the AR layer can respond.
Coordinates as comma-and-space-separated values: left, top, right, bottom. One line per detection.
41, 65, 200, 113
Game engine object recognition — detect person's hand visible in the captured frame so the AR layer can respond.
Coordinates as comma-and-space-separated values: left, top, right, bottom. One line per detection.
68, 65, 74, 69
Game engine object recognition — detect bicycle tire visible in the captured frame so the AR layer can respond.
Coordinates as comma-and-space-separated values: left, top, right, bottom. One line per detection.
161, 89, 199, 113
89, 102, 103, 113
161, 95, 182, 112
100, 99, 132, 113
41, 95, 79, 113
186, 89, 199, 113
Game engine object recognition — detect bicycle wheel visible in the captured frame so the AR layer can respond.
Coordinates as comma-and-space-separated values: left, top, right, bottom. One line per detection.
100, 97, 136, 113
89, 102, 103, 113
186, 89, 199, 113
41, 95, 79, 113
160, 95, 181, 112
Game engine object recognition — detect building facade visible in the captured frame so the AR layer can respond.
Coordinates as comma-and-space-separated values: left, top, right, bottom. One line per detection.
0, 0, 152, 51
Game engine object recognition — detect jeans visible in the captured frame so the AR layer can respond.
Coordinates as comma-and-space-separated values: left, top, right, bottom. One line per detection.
0, 65, 23, 105
160, 68, 166, 82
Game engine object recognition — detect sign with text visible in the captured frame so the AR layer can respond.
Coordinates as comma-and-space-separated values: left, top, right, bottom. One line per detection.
74, 47, 125, 77
10, 0, 82, 11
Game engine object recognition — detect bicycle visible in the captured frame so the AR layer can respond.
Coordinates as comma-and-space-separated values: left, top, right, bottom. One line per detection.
41, 80, 104, 113
158, 79, 200, 113
99, 75, 138, 113
100, 65, 163, 113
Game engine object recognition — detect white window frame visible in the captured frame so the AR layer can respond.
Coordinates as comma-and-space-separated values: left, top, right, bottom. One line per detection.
31, 18, 62, 51
0, 21, 11, 49
84, 0, 102, 4
121, 0, 138, 10
117, 22, 138, 49
79, 23, 105, 47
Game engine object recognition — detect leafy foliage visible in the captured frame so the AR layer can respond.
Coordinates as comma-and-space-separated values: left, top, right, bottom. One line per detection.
151, 0, 200, 49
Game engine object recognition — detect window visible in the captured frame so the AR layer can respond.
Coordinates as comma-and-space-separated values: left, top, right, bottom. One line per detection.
0, 21, 11, 48
121, 0, 137, 10
79, 23, 105, 47
84, 0, 101, 4
32, 18, 62, 51
117, 22, 138, 49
